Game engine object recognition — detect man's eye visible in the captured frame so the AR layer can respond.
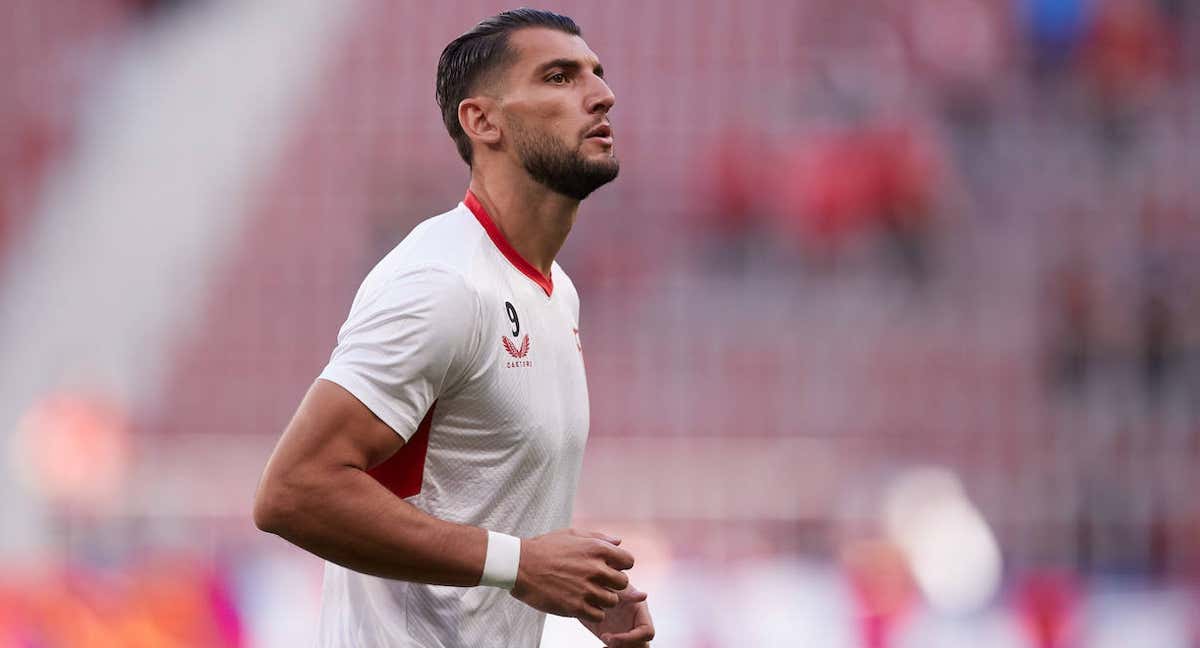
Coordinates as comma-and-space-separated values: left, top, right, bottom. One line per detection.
548, 73, 567, 84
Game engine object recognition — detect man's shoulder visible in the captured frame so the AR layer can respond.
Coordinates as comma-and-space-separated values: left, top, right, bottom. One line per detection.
378, 203, 485, 276
350, 204, 486, 311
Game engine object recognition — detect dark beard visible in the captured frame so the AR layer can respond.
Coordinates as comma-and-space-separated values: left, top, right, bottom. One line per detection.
510, 118, 619, 201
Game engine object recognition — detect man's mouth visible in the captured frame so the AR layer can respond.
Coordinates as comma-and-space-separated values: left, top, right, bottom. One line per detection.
584, 123, 613, 143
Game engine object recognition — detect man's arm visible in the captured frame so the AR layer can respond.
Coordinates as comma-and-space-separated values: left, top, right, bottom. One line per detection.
253, 379, 483, 584
253, 379, 634, 622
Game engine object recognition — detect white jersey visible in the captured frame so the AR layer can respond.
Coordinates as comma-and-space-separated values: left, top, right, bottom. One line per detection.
314, 192, 590, 648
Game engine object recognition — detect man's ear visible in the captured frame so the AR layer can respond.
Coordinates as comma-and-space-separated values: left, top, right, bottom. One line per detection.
459, 97, 502, 151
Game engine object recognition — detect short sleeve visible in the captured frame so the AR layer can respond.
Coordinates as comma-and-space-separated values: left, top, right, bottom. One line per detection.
318, 266, 480, 440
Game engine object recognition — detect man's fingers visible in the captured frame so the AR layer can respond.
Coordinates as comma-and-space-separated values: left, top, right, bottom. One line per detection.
621, 588, 648, 603
576, 529, 622, 545
597, 543, 635, 570
579, 605, 606, 624
585, 586, 620, 609
592, 567, 630, 591
617, 584, 645, 599
604, 623, 655, 646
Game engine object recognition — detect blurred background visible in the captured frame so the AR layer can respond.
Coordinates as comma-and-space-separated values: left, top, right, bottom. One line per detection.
2, 0, 1198, 645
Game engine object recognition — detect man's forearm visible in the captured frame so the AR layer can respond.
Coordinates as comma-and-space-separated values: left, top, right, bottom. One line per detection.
255, 464, 487, 586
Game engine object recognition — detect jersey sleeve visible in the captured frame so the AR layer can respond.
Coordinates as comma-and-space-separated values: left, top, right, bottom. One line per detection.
318, 265, 481, 441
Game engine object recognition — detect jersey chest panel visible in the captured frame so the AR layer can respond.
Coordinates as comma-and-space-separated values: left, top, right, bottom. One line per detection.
421, 267, 589, 526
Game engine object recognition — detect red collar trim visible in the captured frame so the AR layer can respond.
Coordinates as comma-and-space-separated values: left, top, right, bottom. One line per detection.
464, 190, 554, 296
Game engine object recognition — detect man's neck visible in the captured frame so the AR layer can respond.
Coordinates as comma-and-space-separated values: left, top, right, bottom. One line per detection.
467, 169, 579, 278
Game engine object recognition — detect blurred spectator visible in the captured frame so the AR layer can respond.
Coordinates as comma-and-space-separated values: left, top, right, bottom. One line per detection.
780, 127, 878, 266
1136, 194, 1185, 411
1081, 0, 1171, 154
779, 119, 943, 284
1019, 0, 1091, 83
696, 128, 775, 272
871, 124, 943, 284
1139, 285, 1174, 404
1044, 246, 1096, 396
908, 0, 1007, 130
907, 0, 1008, 207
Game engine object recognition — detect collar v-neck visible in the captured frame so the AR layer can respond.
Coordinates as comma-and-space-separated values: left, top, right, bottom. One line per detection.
464, 190, 554, 297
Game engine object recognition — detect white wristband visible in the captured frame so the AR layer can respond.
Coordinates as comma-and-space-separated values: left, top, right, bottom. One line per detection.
479, 531, 521, 590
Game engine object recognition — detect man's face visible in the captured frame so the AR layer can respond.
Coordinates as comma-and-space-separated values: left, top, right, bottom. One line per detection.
495, 28, 618, 200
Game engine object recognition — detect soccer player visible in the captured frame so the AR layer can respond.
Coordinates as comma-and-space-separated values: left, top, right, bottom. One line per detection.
252, 9, 654, 648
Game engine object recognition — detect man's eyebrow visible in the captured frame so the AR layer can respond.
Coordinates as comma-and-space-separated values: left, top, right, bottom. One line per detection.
536, 58, 605, 78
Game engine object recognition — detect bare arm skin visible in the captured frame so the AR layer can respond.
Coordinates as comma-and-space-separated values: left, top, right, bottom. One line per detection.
253, 379, 484, 585
253, 379, 634, 622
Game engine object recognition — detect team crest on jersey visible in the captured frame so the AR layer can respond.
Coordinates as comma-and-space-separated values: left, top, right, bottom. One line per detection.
502, 334, 532, 367
502, 334, 530, 358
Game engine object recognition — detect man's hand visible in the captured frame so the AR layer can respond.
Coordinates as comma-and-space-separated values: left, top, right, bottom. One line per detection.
581, 583, 654, 647
510, 528, 635, 623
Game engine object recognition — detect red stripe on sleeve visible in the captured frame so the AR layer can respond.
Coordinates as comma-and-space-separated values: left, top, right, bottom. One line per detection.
367, 402, 435, 498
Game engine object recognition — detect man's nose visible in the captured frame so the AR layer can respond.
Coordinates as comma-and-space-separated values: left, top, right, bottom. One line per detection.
588, 78, 615, 114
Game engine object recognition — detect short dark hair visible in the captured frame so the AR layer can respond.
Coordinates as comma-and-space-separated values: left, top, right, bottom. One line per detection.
436, 8, 581, 166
